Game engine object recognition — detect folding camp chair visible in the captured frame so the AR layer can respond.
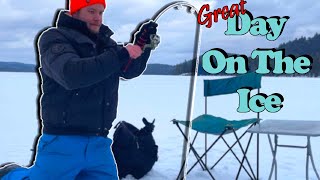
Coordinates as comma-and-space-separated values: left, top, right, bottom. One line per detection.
173, 72, 262, 180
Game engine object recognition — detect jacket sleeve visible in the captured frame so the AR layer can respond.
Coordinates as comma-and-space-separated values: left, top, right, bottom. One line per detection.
38, 29, 130, 90
119, 47, 152, 80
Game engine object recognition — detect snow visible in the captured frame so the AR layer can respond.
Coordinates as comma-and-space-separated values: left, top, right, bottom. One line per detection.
1, 72, 320, 180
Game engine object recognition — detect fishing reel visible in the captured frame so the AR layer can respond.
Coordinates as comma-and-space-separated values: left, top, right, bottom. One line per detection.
133, 20, 160, 51
123, 20, 160, 72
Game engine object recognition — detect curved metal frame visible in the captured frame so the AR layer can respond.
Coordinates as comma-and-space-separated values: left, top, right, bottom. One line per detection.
150, 1, 202, 179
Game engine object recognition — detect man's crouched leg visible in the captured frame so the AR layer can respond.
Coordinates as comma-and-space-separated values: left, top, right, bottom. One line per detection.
0, 163, 26, 180
1, 134, 118, 180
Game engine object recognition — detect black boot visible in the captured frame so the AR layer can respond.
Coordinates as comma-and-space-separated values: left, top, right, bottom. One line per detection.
0, 163, 21, 179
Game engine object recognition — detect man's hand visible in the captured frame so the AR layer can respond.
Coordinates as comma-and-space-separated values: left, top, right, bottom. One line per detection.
134, 21, 158, 44
125, 44, 142, 59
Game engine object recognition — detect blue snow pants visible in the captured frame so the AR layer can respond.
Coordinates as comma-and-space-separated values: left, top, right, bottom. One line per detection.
2, 133, 118, 180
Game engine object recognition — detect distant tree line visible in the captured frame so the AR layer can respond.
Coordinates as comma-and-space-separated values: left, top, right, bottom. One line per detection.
173, 33, 320, 77
1, 34, 319, 77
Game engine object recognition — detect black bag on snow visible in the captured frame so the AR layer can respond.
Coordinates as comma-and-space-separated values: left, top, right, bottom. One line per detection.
112, 118, 158, 179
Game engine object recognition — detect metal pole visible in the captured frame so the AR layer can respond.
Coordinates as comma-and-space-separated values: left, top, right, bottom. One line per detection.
180, 21, 201, 180
150, 2, 202, 179
257, 88, 261, 179
307, 136, 320, 180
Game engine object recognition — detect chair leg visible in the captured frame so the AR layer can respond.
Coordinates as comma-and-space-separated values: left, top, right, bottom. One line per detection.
188, 143, 216, 179
232, 129, 256, 180
173, 122, 257, 180
188, 131, 206, 170
207, 132, 254, 179
188, 129, 254, 179
236, 132, 255, 180
210, 129, 249, 169
188, 131, 226, 174
175, 123, 190, 179
220, 136, 254, 179
205, 133, 208, 168
177, 158, 185, 180
191, 131, 199, 147
175, 123, 216, 180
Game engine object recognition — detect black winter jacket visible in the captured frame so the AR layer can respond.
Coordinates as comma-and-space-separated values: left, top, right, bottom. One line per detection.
37, 11, 150, 136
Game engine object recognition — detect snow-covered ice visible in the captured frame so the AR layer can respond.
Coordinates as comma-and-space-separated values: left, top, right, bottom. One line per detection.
1, 72, 320, 180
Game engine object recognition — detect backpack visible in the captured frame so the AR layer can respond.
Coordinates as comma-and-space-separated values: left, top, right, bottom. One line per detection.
112, 118, 158, 179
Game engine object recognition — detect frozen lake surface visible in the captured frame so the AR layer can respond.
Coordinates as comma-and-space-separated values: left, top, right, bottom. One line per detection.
1, 72, 320, 180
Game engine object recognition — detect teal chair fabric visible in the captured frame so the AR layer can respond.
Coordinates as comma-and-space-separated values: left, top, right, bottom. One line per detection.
204, 72, 262, 96
173, 114, 258, 135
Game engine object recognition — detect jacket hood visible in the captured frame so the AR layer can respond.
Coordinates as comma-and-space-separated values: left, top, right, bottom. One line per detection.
55, 10, 114, 41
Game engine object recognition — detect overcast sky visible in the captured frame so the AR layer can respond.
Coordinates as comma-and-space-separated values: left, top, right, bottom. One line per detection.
0, 0, 319, 65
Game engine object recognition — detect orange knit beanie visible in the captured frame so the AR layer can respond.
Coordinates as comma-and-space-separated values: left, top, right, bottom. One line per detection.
69, 0, 106, 15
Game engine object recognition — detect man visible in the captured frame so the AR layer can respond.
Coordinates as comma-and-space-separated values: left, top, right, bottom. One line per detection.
0, 0, 158, 179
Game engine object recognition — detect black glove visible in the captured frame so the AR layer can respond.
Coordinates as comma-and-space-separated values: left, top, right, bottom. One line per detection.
133, 20, 158, 48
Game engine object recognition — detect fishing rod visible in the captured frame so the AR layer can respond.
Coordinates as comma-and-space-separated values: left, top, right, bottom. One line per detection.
124, 2, 202, 179
123, 1, 199, 72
